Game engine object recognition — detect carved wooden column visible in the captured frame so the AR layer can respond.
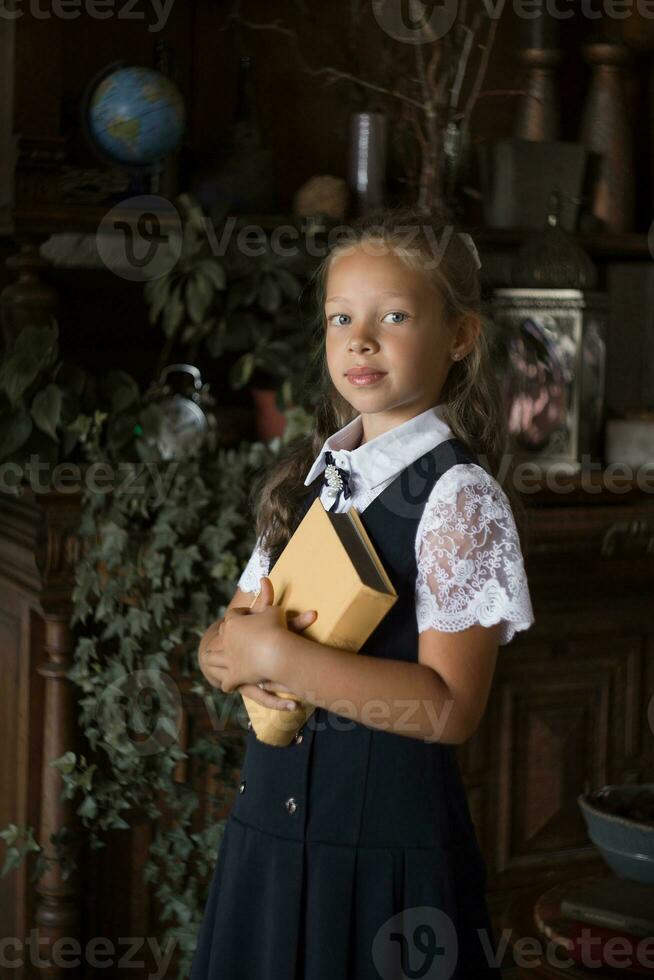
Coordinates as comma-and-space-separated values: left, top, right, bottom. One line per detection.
1, 135, 64, 348
32, 493, 83, 979
33, 621, 80, 977
1, 242, 59, 348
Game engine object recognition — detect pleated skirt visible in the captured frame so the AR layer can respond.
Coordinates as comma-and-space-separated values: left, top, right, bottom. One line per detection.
189, 811, 503, 979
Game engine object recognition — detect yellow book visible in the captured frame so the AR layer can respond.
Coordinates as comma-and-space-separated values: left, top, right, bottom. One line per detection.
242, 496, 398, 746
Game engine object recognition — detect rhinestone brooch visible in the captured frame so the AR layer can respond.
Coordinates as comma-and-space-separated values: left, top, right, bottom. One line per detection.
324, 462, 344, 497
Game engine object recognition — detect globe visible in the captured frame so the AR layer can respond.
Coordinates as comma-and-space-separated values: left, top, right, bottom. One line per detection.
87, 65, 185, 169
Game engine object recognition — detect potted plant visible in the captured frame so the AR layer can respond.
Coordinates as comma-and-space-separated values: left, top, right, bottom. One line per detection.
144, 194, 315, 441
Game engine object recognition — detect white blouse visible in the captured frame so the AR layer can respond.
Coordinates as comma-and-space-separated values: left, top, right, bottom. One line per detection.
237, 405, 535, 646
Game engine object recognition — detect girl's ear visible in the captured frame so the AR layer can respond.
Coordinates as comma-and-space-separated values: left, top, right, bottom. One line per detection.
455, 312, 481, 355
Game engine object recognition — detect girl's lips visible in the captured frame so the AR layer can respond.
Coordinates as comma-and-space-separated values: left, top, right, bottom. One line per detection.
346, 372, 387, 386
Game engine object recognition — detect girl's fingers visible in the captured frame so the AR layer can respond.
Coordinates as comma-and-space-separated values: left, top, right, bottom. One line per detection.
251, 577, 274, 610
238, 683, 296, 710
288, 609, 317, 632
258, 681, 295, 696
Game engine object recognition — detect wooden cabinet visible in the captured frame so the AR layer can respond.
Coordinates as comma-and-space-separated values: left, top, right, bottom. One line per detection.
463, 481, 654, 926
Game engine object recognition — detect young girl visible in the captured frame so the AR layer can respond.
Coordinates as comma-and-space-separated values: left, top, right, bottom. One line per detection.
192, 206, 535, 980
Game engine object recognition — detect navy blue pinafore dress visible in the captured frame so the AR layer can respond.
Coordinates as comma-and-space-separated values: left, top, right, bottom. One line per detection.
190, 437, 503, 980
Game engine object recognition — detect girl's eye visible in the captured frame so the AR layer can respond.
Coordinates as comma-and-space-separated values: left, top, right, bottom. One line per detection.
327, 311, 410, 326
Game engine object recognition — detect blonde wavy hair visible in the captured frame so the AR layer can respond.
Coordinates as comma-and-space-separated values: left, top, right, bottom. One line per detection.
248, 205, 527, 563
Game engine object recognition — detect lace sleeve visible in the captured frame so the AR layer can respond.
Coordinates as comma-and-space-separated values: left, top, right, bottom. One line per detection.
236, 535, 271, 596
414, 463, 535, 646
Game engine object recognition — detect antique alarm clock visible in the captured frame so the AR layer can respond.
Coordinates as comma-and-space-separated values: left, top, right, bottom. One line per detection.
148, 364, 212, 460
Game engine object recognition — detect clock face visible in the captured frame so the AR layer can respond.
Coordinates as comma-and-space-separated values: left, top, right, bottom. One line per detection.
157, 395, 207, 460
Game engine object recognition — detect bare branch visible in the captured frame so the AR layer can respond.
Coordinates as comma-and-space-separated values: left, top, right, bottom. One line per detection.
461, 13, 500, 127
450, 23, 474, 111
444, 13, 502, 201
221, 7, 425, 110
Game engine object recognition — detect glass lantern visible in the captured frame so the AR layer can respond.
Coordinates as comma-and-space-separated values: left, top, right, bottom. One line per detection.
489, 287, 607, 473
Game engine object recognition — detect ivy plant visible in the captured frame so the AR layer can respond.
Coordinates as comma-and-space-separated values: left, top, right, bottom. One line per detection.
0, 318, 156, 494
0, 390, 314, 976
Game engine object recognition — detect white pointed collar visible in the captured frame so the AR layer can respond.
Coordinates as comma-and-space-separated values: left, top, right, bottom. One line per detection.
303, 403, 454, 492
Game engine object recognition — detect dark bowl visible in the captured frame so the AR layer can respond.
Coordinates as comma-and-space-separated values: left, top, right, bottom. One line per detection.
578, 784, 654, 884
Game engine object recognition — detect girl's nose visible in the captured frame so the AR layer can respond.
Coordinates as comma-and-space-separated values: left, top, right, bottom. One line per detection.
348, 323, 379, 352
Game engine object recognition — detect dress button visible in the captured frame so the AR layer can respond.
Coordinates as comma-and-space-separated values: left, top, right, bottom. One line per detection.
293, 730, 304, 744
239, 780, 246, 794
285, 797, 298, 815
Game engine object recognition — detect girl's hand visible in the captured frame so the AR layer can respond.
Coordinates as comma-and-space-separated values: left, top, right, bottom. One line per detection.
220, 602, 287, 691
198, 577, 316, 699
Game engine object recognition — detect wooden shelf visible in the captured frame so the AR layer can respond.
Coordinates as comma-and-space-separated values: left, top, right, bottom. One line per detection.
472, 225, 652, 259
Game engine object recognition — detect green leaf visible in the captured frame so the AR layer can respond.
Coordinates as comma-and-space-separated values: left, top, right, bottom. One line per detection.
0, 350, 41, 405
103, 370, 140, 415
172, 545, 201, 585
1, 846, 22, 876
206, 318, 227, 358
77, 795, 97, 821
145, 274, 171, 325
226, 277, 258, 311
31, 383, 62, 441
50, 751, 77, 775
53, 361, 88, 398
228, 353, 255, 390
259, 275, 282, 314
275, 267, 302, 300
186, 271, 213, 326
197, 259, 225, 291
178, 193, 207, 232
0, 408, 32, 460
162, 284, 184, 338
